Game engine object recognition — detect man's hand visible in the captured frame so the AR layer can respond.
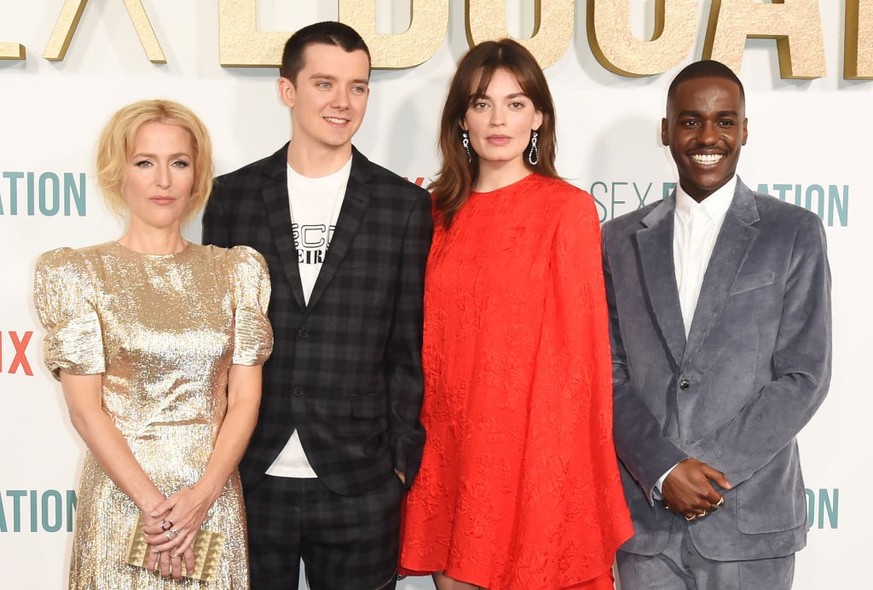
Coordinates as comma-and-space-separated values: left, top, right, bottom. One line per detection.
662, 458, 731, 520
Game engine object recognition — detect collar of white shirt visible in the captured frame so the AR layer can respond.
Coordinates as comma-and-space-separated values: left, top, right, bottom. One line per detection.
674, 175, 737, 226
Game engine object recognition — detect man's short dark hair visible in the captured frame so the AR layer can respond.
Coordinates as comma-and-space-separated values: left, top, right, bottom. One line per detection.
667, 60, 745, 104
280, 21, 371, 83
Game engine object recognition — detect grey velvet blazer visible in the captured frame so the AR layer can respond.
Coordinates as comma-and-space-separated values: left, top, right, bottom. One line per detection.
602, 178, 831, 561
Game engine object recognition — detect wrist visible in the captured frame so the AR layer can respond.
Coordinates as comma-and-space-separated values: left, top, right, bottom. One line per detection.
192, 478, 223, 504
134, 491, 166, 516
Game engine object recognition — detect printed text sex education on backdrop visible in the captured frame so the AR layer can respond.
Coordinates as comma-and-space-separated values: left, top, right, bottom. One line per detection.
1, 1, 872, 78
591, 181, 850, 227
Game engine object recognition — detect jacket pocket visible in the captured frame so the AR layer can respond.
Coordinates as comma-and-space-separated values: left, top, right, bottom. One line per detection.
730, 270, 775, 295
736, 445, 806, 534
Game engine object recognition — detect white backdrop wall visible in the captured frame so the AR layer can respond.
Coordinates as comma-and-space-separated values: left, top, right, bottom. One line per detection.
0, 2, 865, 588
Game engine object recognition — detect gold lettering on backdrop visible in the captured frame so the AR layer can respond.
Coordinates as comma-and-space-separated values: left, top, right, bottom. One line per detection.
219, 0, 447, 69
587, 0, 696, 77
43, 0, 165, 63
0, 43, 25, 60
466, 0, 574, 69
845, 0, 873, 79
339, 0, 447, 69
218, 0, 287, 67
121, 0, 165, 63
1, 1, 863, 78
43, 0, 86, 61
704, 0, 825, 78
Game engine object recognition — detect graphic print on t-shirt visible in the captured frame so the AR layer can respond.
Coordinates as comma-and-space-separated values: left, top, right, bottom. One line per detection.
285, 157, 350, 306
292, 223, 336, 265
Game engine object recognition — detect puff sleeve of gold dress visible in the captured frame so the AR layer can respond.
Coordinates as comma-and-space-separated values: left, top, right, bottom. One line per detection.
33, 242, 273, 589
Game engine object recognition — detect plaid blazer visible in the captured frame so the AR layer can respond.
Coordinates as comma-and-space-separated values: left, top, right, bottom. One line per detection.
203, 144, 432, 496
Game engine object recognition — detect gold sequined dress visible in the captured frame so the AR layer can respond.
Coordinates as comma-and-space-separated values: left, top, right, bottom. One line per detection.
33, 242, 273, 590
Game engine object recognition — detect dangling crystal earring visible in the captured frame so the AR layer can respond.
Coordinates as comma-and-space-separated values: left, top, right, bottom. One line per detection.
528, 130, 539, 166
461, 130, 472, 162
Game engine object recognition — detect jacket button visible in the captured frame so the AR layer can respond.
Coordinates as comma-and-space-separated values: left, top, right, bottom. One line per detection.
297, 328, 309, 339
292, 386, 304, 397
679, 378, 690, 390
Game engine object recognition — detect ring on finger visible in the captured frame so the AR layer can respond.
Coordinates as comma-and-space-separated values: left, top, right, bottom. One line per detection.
716, 496, 725, 508
160, 520, 174, 531
165, 528, 180, 541
684, 513, 697, 521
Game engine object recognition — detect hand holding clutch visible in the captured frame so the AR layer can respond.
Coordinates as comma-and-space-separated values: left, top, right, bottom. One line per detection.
127, 514, 225, 582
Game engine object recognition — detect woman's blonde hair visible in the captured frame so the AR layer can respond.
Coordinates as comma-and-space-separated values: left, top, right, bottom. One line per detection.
96, 99, 213, 224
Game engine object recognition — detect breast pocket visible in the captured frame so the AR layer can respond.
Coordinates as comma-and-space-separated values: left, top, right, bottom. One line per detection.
730, 270, 775, 296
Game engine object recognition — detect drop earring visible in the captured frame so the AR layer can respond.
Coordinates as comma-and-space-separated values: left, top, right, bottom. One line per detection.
462, 130, 472, 162
528, 130, 539, 166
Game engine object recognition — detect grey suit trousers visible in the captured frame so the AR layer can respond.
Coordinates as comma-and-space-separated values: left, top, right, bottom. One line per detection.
617, 521, 795, 590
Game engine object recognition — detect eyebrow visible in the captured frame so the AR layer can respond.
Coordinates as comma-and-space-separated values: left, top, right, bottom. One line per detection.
309, 73, 369, 85
677, 109, 740, 117
471, 92, 529, 101
130, 152, 192, 159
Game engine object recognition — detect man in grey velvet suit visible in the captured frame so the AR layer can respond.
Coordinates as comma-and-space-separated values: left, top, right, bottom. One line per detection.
604, 60, 831, 589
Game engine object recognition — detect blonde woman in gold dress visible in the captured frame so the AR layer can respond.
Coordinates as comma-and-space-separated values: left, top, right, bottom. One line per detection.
33, 100, 272, 588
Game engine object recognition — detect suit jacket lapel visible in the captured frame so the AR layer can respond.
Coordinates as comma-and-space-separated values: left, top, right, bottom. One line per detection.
260, 143, 307, 310
636, 196, 686, 367
683, 179, 760, 365
306, 147, 372, 311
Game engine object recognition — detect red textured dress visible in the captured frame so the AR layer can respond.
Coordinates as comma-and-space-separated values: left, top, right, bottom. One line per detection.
400, 174, 633, 589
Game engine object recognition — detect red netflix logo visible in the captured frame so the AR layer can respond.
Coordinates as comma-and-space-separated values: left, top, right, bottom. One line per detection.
0, 331, 34, 376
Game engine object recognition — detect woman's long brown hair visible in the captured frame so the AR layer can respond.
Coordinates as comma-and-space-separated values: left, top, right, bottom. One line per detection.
431, 39, 559, 228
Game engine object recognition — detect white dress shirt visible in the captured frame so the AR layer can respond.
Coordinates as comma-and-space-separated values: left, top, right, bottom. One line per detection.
673, 176, 737, 337
654, 176, 737, 495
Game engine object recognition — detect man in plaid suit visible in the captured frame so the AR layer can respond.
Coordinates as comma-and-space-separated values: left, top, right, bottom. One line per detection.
202, 21, 431, 590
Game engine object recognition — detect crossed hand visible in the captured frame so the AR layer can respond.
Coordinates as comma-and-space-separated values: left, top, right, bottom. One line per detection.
141, 486, 213, 580
662, 458, 732, 521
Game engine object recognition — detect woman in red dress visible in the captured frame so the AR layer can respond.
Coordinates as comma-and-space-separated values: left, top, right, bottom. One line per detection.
399, 39, 633, 590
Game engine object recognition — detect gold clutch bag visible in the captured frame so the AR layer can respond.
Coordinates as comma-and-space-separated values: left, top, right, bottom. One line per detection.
126, 514, 226, 582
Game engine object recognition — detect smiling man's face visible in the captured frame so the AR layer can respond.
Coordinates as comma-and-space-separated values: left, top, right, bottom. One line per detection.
279, 43, 371, 154
662, 75, 748, 202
